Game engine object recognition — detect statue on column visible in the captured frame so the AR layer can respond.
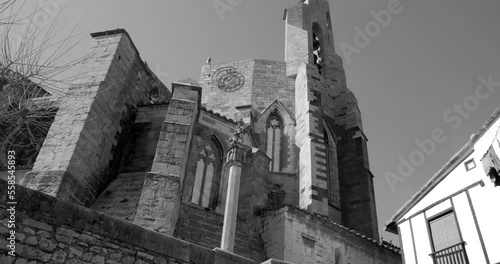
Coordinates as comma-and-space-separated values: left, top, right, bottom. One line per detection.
230, 119, 245, 145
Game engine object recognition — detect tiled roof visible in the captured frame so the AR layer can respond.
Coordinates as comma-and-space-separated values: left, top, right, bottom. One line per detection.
200, 106, 237, 124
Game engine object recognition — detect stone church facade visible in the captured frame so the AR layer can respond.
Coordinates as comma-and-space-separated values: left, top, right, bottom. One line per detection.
1, 0, 401, 263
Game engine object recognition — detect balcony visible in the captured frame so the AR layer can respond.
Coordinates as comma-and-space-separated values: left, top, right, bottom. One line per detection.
430, 242, 469, 264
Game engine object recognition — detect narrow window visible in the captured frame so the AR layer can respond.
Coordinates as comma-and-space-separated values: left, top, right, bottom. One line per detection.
312, 22, 324, 74
266, 112, 283, 172
326, 11, 332, 29
191, 139, 222, 208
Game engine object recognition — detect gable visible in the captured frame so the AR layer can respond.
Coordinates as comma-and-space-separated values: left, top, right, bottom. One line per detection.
257, 99, 295, 126
387, 107, 500, 228
395, 112, 500, 224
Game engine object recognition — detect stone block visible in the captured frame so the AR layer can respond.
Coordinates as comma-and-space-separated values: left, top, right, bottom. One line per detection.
38, 237, 57, 252
134, 173, 181, 235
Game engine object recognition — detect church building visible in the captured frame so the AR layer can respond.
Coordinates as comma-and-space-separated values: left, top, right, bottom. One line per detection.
1, 1, 402, 263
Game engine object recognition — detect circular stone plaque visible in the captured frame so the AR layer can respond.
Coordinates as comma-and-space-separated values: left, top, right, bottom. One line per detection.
211, 66, 245, 92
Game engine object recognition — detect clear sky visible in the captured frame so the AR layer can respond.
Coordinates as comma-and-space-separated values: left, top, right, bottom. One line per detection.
14, 0, 500, 244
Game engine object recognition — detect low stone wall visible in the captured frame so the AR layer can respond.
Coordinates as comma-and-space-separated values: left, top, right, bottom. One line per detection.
0, 180, 255, 264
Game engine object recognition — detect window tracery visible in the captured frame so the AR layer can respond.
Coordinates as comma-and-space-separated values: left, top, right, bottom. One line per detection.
191, 138, 222, 208
266, 112, 283, 172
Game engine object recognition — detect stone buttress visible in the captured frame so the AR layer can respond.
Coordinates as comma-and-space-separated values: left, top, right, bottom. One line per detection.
21, 29, 169, 207
134, 83, 201, 235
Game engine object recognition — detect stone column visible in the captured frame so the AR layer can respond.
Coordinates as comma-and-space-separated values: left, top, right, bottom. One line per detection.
221, 162, 242, 252
221, 122, 248, 252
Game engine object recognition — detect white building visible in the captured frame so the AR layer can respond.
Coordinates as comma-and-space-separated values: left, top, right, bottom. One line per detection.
385, 108, 500, 264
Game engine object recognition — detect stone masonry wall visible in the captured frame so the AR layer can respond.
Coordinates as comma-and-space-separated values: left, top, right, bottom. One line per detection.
200, 60, 255, 119
250, 60, 295, 116
269, 172, 298, 206
261, 206, 402, 264
260, 207, 286, 261
336, 128, 379, 240
22, 29, 170, 207
284, 0, 379, 238
134, 84, 200, 236
327, 73, 379, 239
120, 104, 170, 173
174, 203, 267, 262
285, 0, 342, 82
239, 150, 273, 219
90, 172, 146, 223
200, 60, 294, 121
285, 4, 307, 78
294, 63, 337, 220
0, 180, 255, 264
89, 105, 170, 224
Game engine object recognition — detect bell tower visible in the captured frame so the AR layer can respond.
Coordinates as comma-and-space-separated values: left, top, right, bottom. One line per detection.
286, 0, 380, 239
285, 0, 344, 82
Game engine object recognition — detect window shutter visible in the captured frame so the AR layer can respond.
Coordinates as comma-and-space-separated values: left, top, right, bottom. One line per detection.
429, 212, 461, 251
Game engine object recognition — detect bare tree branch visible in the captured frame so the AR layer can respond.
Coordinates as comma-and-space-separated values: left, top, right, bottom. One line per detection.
0, 0, 99, 169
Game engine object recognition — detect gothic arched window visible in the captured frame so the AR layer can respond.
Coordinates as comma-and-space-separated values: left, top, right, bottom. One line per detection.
266, 112, 283, 172
191, 138, 222, 208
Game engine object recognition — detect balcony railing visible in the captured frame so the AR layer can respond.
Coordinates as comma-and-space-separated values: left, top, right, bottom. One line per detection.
430, 242, 469, 264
